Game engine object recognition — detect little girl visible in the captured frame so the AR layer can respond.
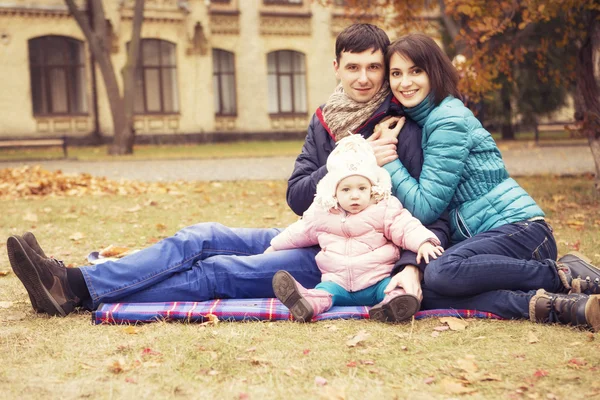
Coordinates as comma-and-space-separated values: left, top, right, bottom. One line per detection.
265, 135, 444, 323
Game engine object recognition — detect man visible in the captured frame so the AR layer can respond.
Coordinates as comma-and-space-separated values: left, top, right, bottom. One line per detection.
6, 23, 449, 318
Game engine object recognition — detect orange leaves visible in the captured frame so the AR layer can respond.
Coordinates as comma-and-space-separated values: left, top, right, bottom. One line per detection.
0, 165, 201, 200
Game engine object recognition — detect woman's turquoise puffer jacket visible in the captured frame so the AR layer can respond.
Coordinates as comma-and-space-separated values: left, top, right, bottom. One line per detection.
383, 96, 544, 244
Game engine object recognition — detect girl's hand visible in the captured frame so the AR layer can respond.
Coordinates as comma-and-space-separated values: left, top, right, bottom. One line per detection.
416, 242, 444, 264
264, 246, 276, 254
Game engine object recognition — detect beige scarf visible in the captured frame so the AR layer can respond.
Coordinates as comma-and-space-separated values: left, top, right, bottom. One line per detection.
321, 82, 390, 142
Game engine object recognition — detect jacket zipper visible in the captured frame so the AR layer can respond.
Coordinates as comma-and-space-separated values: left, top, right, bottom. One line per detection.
340, 211, 353, 291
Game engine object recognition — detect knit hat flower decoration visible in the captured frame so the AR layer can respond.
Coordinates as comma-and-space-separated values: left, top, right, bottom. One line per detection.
314, 134, 392, 210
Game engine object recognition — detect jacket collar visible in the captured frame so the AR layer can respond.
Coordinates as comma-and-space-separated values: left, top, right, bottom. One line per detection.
403, 95, 436, 128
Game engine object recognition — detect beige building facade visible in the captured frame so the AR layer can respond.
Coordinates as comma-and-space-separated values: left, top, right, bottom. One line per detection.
0, 0, 379, 141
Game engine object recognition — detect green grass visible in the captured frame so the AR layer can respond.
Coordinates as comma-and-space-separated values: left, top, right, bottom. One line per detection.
0, 140, 306, 162
1, 173, 599, 399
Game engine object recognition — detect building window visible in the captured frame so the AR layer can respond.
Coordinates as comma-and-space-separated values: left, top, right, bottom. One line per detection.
267, 50, 307, 115
28, 36, 88, 115
134, 39, 179, 114
212, 49, 237, 116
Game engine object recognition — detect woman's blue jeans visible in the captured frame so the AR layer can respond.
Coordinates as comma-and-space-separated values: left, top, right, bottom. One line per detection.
421, 220, 559, 319
79, 220, 559, 320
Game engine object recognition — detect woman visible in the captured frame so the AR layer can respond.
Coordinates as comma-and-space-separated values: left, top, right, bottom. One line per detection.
376, 33, 600, 330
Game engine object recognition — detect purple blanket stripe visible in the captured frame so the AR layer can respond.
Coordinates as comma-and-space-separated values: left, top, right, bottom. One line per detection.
92, 298, 503, 325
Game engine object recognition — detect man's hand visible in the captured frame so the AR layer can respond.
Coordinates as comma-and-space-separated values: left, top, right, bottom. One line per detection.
384, 265, 422, 301
416, 242, 445, 264
264, 246, 276, 254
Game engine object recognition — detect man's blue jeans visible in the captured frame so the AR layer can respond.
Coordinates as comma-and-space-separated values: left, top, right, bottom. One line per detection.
79, 223, 322, 310
80, 220, 559, 320
421, 220, 559, 319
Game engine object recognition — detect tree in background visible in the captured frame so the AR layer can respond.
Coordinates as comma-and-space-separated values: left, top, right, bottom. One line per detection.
65, 0, 144, 155
324, 0, 600, 189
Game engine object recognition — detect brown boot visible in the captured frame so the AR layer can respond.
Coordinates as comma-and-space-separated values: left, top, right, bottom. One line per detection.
6, 236, 79, 316
529, 289, 600, 331
369, 289, 420, 323
272, 271, 332, 322
556, 252, 600, 295
556, 251, 600, 294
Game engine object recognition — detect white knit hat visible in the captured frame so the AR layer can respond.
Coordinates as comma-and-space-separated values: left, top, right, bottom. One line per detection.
314, 134, 392, 210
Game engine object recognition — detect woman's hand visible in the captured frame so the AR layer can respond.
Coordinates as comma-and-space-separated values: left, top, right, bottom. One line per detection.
384, 265, 422, 301
373, 116, 405, 140
416, 242, 445, 264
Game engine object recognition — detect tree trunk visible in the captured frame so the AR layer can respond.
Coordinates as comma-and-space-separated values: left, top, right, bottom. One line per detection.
109, 0, 144, 155
576, 11, 600, 191
65, 0, 144, 155
500, 82, 515, 140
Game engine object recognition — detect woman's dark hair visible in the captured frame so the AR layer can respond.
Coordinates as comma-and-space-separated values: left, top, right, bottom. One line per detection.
335, 23, 390, 63
385, 33, 460, 105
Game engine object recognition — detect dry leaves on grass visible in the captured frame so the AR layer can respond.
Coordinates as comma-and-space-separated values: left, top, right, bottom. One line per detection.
0, 165, 204, 199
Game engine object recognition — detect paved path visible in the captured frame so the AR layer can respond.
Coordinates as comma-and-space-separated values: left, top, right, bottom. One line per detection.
0, 144, 594, 182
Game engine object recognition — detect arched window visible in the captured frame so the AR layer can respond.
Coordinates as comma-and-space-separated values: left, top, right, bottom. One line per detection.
134, 39, 179, 114
28, 36, 88, 115
212, 49, 237, 116
267, 50, 307, 115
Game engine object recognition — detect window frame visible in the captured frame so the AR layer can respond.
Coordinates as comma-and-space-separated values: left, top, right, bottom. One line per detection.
28, 35, 88, 116
134, 39, 180, 115
212, 49, 237, 116
267, 50, 307, 117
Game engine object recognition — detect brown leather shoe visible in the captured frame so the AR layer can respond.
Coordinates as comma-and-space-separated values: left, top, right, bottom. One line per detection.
369, 289, 420, 323
6, 236, 79, 316
22, 232, 48, 259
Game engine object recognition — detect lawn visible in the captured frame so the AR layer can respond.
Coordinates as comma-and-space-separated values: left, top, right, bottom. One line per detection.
0, 169, 599, 399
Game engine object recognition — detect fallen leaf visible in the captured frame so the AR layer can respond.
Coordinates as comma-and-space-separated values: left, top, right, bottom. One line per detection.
440, 378, 477, 394
456, 358, 478, 374
23, 213, 38, 222
303, 349, 310, 355
433, 326, 450, 331
346, 330, 370, 347
238, 393, 249, 400
108, 358, 127, 374
315, 376, 328, 386
0, 270, 11, 276
126, 205, 142, 213
125, 377, 137, 384
423, 376, 435, 384
156, 223, 167, 231
0, 311, 26, 321
201, 313, 219, 325
122, 326, 140, 335
69, 232, 85, 241
439, 317, 468, 331
528, 331, 539, 344
346, 361, 357, 368
478, 373, 502, 382
533, 369, 549, 378
568, 358, 587, 368
246, 347, 257, 353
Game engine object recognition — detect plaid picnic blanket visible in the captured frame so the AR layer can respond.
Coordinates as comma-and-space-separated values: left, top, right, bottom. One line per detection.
92, 298, 503, 325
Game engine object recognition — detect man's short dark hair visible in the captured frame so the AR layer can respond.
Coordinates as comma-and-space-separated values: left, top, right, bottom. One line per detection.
335, 23, 390, 63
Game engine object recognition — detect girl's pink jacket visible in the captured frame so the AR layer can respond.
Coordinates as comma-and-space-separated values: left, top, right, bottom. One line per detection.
270, 196, 440, 292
